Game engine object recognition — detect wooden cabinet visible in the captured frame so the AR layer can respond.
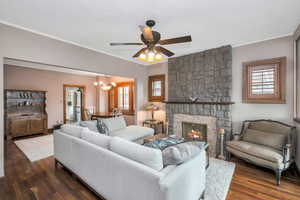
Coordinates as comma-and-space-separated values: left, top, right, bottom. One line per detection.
5, 90, 48, 139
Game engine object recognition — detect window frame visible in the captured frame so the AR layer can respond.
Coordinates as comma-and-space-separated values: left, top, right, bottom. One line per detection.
109, 82, 134, 115
293, 24, 300, 122
242, 57, 286, 104
148, 74, 165, 102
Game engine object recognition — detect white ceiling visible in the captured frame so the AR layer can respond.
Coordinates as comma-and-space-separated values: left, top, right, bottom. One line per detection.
0, 0, 300, 66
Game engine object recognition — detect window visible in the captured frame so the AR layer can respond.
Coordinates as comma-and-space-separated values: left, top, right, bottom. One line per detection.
118, 86, 129, 110
108, 82, 134, 115
243, 57, 286, 104
148, 75, 165, 102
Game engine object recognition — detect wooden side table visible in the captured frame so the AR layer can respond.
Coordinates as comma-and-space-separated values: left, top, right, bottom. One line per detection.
142, 120, 164, 134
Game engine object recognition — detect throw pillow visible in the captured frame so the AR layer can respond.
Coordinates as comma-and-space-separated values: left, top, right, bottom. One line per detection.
96, 118, 109, 135
144, 137, 185, 150
101, 116, 127, 133
162, 142, 203, 166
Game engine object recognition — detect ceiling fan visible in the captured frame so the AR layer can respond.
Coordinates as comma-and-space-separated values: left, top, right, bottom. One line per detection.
110, 20, 192, 63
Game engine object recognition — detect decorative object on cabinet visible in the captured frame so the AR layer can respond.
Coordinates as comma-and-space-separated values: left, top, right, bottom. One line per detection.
5, 89, 48, 139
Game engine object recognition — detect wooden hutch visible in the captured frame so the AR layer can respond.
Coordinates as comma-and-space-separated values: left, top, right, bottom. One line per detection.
5, 89, 48, 139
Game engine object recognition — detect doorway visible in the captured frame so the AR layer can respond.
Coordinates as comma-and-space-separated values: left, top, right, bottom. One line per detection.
63, 85, 86, 123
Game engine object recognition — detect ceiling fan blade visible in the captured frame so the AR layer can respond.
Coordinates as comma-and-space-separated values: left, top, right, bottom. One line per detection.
159, 35, 192, 45
139, 25, 154, 41
110, 42, 143, 46
133, 47, 147, 58
155, 46, 174, 57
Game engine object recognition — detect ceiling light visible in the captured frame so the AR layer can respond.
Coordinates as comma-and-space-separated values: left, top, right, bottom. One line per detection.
101, 85, 112, 91
155, 53, 163, 61
94, 80, 116, 90
139, 53, 147, 61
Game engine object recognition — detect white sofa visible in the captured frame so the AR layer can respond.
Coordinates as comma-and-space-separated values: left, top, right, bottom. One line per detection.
54, 125, 206, 200
79, 116, 154, 144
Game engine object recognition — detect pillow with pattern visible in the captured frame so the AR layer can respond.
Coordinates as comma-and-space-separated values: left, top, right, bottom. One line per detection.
96, 118, 109, 135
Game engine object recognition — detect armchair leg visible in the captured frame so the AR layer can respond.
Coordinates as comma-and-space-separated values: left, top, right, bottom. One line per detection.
226, 152, 231, 161
199, 190, 205, 200
275, 169, 282, 186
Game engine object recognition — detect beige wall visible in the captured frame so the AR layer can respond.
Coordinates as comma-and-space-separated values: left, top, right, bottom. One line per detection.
0, 23, 149, 177
147, 36, 294, 134
232, 36, 294, 133
4, 65, 98, 128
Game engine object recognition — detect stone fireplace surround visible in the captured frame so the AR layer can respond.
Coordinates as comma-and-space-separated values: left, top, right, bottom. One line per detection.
166, 45, 233, 157
173, 114, 217, 157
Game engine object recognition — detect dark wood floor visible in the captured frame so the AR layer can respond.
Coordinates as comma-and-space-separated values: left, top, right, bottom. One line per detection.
1, 140, 300, 200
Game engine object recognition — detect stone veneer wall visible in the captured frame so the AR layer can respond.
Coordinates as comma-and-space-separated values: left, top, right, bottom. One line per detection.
166, 45, 233, 143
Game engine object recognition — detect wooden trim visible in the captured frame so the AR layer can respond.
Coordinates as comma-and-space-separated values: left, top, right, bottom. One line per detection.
293, 24, 300, 120
148, 74, 165, 102
242, 57, 286, 104
63, 84, 86, 123
163, 101, 235, 105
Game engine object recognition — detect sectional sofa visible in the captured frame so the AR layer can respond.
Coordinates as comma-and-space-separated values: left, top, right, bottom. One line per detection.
54, 124, 206, 200
78, 116, 154, 144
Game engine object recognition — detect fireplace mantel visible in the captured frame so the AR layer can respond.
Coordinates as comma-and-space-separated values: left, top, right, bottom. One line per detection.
164, 101, 235, 105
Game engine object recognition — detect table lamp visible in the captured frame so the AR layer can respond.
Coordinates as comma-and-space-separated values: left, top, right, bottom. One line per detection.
145, 103, 159, 121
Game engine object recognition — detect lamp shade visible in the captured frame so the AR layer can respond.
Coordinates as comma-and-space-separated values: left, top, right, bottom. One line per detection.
145, 103, 159, 111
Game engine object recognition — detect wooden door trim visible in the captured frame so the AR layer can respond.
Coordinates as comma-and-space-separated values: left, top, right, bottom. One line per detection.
63, 84, 86, 123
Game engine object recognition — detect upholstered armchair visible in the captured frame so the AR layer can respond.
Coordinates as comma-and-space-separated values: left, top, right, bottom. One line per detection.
226, 120, 296, 185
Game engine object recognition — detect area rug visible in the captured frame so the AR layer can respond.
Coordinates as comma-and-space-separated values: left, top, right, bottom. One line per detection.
206, 158, 235, 200
14, 135, 54, 162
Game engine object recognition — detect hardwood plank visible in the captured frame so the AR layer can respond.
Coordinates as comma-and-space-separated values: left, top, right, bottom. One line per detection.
1, 140, 300, 200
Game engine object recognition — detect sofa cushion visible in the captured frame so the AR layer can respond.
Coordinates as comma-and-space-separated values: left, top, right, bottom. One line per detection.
96, 118, 109, 135
226, 140, 283, 169
162, 142, 204, 166
61, 124, 87, 138
243, 129, 286, 150
110, 137, 163, 171
79, 120, 98, 132
81, 129, 111, 149
110, 125, 154, 141
101, 116, 127, 133
248, 121, 291, 135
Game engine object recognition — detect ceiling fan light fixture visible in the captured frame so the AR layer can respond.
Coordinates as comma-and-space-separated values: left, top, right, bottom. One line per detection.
138, 52, 147, 61
155, 53, 163, 61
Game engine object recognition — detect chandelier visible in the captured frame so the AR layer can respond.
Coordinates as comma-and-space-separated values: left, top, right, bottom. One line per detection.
94, 81, 116, 91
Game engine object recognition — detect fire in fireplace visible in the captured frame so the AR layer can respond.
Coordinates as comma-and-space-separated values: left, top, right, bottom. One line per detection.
182, 122, 207, 142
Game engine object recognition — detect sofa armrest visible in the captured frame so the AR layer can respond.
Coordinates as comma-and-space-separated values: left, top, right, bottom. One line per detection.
159, 150, 206, 200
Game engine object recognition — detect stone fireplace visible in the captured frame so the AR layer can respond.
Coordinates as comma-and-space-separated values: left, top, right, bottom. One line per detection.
166, 45, 233, 157
182, 121, 207, 141
173, 114, 217, 156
